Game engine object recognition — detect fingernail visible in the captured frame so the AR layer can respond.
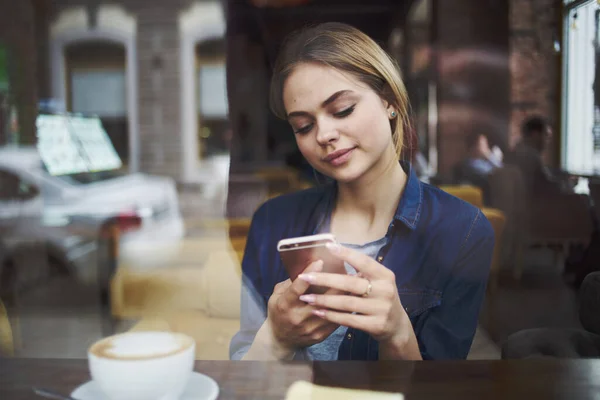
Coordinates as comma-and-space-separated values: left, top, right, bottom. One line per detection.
298, 273, 315, 283
299, 294, 316, 304
313, 309, 326, 318
326, 242, 341, 254
313, 260, 323, 272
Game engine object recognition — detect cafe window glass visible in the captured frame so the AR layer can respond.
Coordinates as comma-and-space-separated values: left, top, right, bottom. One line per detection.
562, 0, 600, 172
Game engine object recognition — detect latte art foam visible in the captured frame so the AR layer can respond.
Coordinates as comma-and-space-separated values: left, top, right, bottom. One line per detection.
91, 332, 192, 360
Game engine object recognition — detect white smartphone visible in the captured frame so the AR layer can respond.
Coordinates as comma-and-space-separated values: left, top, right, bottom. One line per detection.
277, 233, 346, 294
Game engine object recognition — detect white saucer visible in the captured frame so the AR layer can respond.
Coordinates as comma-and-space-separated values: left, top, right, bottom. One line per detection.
70, 372, 219, 400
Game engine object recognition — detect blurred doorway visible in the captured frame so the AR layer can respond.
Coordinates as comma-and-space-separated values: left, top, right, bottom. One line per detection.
49, 5, 139, 172
65, 41, 129, 166
178, 1, 227, 183
196, 38, 229, 159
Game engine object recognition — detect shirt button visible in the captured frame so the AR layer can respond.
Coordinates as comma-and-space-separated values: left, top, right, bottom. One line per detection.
376, 256, 383, 262
346, 332, 353, 340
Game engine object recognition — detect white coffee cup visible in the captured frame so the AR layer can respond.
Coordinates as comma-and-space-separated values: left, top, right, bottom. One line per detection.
88, 331, 195, 400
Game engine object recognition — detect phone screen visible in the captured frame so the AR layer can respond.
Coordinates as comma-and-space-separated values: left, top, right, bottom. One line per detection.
278, 236, 346, 294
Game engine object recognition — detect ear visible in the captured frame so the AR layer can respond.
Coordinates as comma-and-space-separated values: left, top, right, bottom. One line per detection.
380, 84, 397, 118
383, 101, 397, 119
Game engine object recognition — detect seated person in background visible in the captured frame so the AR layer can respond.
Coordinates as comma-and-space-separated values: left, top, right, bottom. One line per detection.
456, 131, 503, 203
461, 132, 502, 180
412, 150, 431, 181
229, 22, 494, 361
507, 116, 598, 284
505, 116, 572, 196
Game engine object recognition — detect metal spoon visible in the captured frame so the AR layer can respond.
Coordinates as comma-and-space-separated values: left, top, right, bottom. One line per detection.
32, 387, 79, 400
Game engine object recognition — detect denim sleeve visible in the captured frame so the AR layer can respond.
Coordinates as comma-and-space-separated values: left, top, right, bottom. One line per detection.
229, 207, 268, 360
417, 209, 495, 360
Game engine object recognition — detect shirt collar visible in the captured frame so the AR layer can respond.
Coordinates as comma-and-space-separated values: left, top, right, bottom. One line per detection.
313, 161, 423, 233
394, 161, 422, 230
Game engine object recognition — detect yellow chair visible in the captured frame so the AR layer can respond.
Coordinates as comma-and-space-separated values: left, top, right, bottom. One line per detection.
186, 218, 251, 237
439, 184, 506, 288
227, 218, 252, 239
255, 167, 299, 184
255, 167, 300, 197
230, 237, 247, 253
296, 179, 314, 190
0, 300, 14, 356
438, 185, 484, 208
236, 250, 245, 264
122, 249, 242, 360
481, 207, 506, 291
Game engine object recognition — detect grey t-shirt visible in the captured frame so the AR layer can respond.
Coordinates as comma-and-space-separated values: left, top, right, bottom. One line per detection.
304, 236, 388, 361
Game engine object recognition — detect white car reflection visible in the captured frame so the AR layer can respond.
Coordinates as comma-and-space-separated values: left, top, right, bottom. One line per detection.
0, 146, 185, 295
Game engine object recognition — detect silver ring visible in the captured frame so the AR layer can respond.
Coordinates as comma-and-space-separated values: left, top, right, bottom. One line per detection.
362, 280, 372, 298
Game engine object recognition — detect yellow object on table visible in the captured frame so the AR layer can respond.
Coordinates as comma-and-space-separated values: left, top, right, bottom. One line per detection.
286, 381, 404, 400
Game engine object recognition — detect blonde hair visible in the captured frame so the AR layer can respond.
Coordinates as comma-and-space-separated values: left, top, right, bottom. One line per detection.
269, 22, 411, 159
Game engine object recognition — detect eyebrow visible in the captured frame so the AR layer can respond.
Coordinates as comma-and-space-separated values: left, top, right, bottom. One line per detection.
287, 90, 353, 119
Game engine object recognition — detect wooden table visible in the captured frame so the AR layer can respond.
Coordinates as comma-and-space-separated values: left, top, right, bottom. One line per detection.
1, 358, 600, 399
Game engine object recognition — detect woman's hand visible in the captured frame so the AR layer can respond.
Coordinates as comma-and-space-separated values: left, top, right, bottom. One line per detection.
296, 243, 422, 360
266, 260, 340, 356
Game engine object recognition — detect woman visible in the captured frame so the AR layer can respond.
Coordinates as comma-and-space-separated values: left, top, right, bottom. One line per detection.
229, 22, 494, 361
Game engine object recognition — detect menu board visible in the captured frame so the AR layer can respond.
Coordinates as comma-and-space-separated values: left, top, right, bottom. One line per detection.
36, 114, 123, 176
36, 114, 89, 175
69, 116, 122, 172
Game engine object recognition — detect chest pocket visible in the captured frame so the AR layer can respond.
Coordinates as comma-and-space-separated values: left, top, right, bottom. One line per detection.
398, 288, 442, 319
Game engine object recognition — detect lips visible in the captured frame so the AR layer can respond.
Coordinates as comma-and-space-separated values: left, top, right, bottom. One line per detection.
323, 147, 356, 166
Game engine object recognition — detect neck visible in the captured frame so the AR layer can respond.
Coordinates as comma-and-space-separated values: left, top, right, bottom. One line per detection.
335, 151, 407, 227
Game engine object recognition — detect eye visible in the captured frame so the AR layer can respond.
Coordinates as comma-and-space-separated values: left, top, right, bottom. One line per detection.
294, 124, 313, 135
334, 105, 355, 118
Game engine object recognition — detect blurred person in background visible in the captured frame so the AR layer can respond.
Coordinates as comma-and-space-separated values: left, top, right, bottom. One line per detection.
506, 116, 571, 195
461, 132, 503, 188
229, 22, 494, 362
507, 116, 599, 285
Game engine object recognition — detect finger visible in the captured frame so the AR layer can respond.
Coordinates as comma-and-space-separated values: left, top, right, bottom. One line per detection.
299, 294, 379, 315
302, 259, 324, 274
326, 243, 392, 279
303, 321, 339, 342
297, 272, 371, 297
300, 314, 337, 336
312, 308, 378, 332
289, 302, 319, 326
284, 260, 323, 301
273, 279, 292, 295
324, 286, 346, 296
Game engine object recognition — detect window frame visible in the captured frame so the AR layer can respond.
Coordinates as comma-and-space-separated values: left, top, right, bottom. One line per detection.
561, 0, 599, 173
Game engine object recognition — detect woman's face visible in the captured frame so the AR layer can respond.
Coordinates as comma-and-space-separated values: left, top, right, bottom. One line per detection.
283, 62, 396, 184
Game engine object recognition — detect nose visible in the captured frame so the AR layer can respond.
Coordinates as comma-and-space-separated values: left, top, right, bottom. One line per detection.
315, 118, 339, 145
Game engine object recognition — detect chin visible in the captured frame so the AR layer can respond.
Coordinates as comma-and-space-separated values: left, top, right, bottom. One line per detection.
320, 163, 368, 184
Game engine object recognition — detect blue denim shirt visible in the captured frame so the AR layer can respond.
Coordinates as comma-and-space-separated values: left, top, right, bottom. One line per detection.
229, 162, 494, 360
